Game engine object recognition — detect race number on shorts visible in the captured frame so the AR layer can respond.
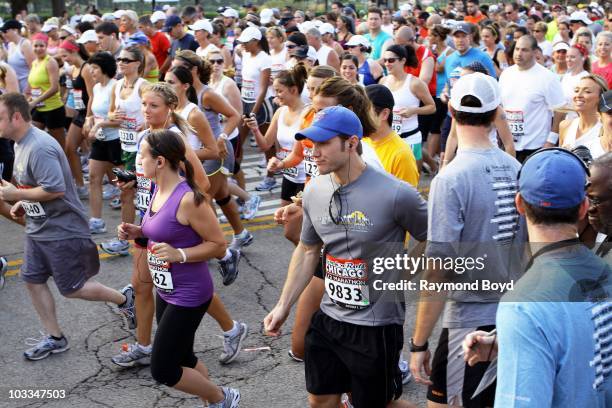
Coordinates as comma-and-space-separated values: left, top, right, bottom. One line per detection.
324, 254, 370, 310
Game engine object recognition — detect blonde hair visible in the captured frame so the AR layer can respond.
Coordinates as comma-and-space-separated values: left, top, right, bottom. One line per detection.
580, 74, 609, 96
266, 26, 285, 41
141, 82, 193, 136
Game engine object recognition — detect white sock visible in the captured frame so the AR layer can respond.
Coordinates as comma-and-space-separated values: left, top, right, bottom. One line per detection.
223, 321, 240, 337
221, 249, 232, 261
137, 343, 152, 353
234, 229, 248, 239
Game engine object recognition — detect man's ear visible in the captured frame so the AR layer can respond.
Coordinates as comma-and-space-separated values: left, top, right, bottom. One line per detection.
515, 193, 526, 216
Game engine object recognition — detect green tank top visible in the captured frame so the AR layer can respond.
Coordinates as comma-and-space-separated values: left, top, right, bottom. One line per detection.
145, 68, 159, 83
28, 55, 63, 112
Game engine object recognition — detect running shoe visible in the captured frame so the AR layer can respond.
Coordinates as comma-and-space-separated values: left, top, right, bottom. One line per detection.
102, 184, 120, 200
218, 214, 229, 224
24, 333, 69, 361
219, 322, 248, 365
0, 256, 7, 289
229, 230, 254, 251
255, 177, 277, 191
111, 343, 151, 367
241, 195, 261, 220
209, 387, 241, 408
118, 284, 137, 330
109, 197, 121, 210
89, 218, 107, 234
76, 185, 89, 200
100, 238, 130, 256
218, 248, 240, 286
288, 349, 304, 363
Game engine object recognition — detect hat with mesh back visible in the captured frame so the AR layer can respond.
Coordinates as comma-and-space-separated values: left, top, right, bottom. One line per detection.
449, 72, 500, 114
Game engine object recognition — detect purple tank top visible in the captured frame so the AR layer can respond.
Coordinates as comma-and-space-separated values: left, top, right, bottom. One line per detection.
141, 180, 213, 307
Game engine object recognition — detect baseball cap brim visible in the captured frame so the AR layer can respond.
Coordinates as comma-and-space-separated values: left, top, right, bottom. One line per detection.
295, 126, 339, 142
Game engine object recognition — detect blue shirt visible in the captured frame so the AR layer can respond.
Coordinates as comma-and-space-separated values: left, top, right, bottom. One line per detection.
365, 30, 392, 61
495, 244, 612, 407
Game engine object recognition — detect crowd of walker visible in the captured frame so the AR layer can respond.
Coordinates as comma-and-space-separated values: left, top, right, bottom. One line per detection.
0, 1, 611, 407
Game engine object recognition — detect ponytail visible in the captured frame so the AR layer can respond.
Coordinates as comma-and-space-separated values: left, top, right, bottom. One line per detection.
181, 156, 205, 206
171, 111, 195, 138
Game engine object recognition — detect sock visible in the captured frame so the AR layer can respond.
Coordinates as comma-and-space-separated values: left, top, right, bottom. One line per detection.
51, 334, 64, 341
90, 217, 103, 222
223, 321, 240, 337
221, 249, 233, 261
234, 229, 248, 239
137, 343, 152, 353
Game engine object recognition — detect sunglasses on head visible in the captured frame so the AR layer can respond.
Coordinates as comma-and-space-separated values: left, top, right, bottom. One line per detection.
209, 58, 224, 65
116, 57, 137, 63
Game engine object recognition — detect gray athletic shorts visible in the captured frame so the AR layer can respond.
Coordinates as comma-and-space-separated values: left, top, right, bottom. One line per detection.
203, 138, 235, 176
22, 237, 100, 296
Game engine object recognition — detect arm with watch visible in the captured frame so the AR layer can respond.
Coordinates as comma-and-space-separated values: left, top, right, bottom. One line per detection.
268, 134, 305, 173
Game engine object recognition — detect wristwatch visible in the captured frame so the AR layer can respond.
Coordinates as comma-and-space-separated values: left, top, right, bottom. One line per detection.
409, 338, 428, 352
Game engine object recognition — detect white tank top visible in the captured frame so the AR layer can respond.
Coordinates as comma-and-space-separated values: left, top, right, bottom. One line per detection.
584, 136, 607, 160
211, 75, 239, 140
276, 106, 306, 184
177, 102, 201, 150
316, 45, 333, 66
114, 77, 146, 152
388, 74, 421, 143
562, 118, 603, 150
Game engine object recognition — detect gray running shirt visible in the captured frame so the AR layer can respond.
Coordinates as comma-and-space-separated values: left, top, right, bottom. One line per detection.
12, 126, 90, 241
426, 147, 528, 329
301, 165, 428, 326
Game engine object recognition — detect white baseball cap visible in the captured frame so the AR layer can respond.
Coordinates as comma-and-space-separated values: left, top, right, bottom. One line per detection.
60, 25, 76, 36
237, 26, 262, 42
81, 14, 98, 23
298, 20, 317, 33
222, 8, 239, 19
319, 22, 335, 36
189, 19, 213, 34
101, 13, 115, 22
345, 34, 370, 48
399, 4, 413, 12
77, 29, 99, 44
552, 41, 570, 52
41, 24, 57, 33
162, 5, 170, 11
151, 11, 166, 24
569, 10, 593, 25
113, 10, 126, 19
260, 8, 274, 24
450, 73, 500, 113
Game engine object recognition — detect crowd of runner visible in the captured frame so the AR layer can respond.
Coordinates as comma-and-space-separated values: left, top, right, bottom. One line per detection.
0, 1, 611, 407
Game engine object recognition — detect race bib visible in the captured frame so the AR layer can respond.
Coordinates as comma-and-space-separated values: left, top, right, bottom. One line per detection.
136, 176, 152, 212
506, 110, 525, 141
392, 111, 403, 134
119, 118, 138, 151
325, 255, 370, 310
31, 88, 44, 107
22, 200, 46, 219
73, 89, 85, 110
303, 147, 319, 178
241, 79, 256, 101
277, 148, 298, 178
147, 242, 174, 292
94, 115, 106, 140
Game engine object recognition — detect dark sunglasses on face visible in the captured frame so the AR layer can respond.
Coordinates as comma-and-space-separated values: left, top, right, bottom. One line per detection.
209, 59, 224, 65
286, 44, 298, 49
116, 57, 137, 63
384, 57, 398, 63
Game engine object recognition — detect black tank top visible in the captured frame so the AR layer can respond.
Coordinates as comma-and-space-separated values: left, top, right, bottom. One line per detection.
72, 64, 89, 112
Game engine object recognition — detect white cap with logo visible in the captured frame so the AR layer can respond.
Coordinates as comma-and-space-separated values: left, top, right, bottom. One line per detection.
449, 73, 500, 113
151, 11, 167, 24
189, 19, 213, 34
237, 26, 262, 43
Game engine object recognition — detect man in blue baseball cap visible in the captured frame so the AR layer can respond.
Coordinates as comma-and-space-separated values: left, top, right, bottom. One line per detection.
264, 104, 428, 407
162, 14, 197, 73
465, 148, 612, 407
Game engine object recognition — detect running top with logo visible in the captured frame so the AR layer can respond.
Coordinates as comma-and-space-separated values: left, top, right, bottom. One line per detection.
277, 105, 306, 184
141, 180, 214, 307
496, 244, 612, 407
169, 33, 198, 59
301, 165, 428, 326
426, 147, 527, 329
240, 50, 272, 103
91, 79, 119, 141
12, 126, 90, 240
114, 77, 146, 153
499, 63, 566, 151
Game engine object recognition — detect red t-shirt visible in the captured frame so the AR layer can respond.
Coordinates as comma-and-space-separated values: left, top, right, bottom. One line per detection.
405, 45, 437, 96
465, 13, 486, 25
149, 31, 171, 68
593, 61, 612, 89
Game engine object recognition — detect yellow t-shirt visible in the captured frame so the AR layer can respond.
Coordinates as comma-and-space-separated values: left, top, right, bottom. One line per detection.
363, 131, 419, 187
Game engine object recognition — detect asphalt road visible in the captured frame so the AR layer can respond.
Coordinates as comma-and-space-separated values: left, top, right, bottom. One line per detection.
0, 147, 437, 408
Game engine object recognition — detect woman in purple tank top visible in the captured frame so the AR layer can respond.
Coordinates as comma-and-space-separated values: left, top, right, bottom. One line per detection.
117, 129, 241, 406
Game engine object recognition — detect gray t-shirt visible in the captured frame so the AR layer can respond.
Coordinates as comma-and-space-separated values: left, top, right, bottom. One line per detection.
426, 147, 527, 328
12, 126, 90, 241
301, 165, 428, 326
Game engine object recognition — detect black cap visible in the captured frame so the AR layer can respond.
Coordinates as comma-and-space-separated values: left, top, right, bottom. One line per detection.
290, 45, 309, 59
1, 19, 22, 32
243, 2, 254, 8
280, 14, 294, 25
452, 22, 472, 35
366, 84, 395, 111
600, 90, 612, 113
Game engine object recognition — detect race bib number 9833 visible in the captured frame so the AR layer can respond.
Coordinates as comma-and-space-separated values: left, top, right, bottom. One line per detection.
325, 255, 370, 310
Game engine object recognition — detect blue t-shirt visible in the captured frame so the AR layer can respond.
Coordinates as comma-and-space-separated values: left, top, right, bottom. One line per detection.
170, 33, 198, 59
365, 30, 392, 61
496, 244, 612, 407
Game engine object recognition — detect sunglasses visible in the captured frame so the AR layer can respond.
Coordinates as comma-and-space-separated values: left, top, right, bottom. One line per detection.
383, 57, 398, 63
347, 45, 359, 49
209, 59, 224, 65
286, 44, 298, 49
116, 57, 137, 64
59, 35, 68, 40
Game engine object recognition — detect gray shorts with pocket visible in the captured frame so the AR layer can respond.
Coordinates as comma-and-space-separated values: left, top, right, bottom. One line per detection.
22, 237, 100, 295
